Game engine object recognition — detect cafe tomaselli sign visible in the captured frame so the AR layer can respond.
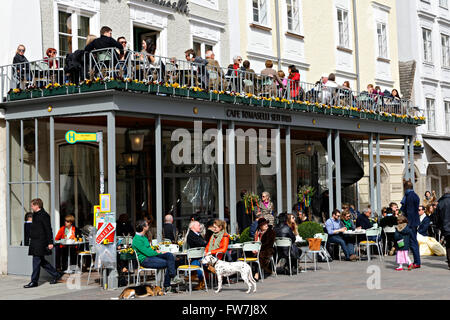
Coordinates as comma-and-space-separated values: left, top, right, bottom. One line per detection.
226, 109, 292, 123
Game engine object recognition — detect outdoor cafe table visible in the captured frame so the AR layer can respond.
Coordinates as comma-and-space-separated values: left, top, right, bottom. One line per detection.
55, 240, 86, 274
228, 243, 244, 260
343, 229, 366, 259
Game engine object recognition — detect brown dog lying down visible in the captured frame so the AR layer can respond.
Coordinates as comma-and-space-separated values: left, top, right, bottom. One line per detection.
118, 285, 164, 299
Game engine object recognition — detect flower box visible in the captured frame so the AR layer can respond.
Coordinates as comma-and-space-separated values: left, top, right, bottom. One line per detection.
219, 94, 237, 103
349, 110, 361, 118
119, 252, 135, 261
175, 88, 190, 97
127, 81, 148, 92
30, 90, 43, 98
191, 90, 210, 100
8, 91, 31, 101
80, 81, 117, 92
330, 108, 345, 116
66, 86, 78, 94
414, 146, 424, 154
313, 105, 325, 113
43, 86, 68, 97
156, 85, 174, 95
240, 97, 252, 105
293, 103, 308, 111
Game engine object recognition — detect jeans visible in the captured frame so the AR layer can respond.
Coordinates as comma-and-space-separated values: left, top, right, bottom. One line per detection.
142, 253, 176, 288
31, 256, 59, 283
328, 234, 353, 259
190, 259, 203, 280
409, 226, 421, 265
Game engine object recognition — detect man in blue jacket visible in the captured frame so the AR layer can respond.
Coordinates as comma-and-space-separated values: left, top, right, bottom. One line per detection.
400, 180, 421, 268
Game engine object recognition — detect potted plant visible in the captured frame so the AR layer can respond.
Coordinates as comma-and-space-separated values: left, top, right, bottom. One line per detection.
414, 140, 424, 153
297, 221, 324, 251
238, 227, 252, 243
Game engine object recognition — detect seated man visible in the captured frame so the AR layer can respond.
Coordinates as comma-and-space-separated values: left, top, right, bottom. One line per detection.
418, 205, 430, 237
356, 208, 374, 230
132, 220, 183, 293
186, 220, 207, 290
163, 214, 176, 242
326, 210, 357, 261
274, 213, 301, 272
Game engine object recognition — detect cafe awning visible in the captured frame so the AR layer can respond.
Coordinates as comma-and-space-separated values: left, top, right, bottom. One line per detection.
424, 138, 450, 167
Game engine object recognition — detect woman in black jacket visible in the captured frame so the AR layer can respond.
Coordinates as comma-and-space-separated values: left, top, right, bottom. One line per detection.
13, 44, 30, 88
253, 218, 276, 280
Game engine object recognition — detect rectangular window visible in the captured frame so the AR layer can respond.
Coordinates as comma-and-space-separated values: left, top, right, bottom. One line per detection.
193, 40, 214, 58
377, 22, 388, 58
445, 101, 450, 133
423, 28, 433, 63
337, 8, 349, 48
58, 10, 90, 55
59, 11, 72, 56
440, 0, 448, 9
287, 0, 301, 34
426, 98, 436, 132
252, 0, 268, 25
442, 34, 450, 67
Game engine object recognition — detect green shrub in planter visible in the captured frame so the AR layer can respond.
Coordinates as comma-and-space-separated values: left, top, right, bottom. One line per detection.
238, 227, 252, 243
297, 221, 324, 240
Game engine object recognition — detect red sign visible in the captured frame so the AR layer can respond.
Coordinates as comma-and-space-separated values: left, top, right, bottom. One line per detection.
96, 222, 115, 244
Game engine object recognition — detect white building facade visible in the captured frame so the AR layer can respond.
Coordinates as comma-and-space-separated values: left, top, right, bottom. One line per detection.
397, 0, 450, 199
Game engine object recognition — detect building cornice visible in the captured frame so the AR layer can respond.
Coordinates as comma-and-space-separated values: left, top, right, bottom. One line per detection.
335, 69, 357, 80
189, 14, 226, 30
437, 16, 450, 27
417, 10, 437, 22
420, 76, 440, 86
371, 1, 391, 13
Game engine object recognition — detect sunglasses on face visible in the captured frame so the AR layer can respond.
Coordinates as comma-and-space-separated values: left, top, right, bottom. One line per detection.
120, 41, 127, 45
19, 49, 25, 53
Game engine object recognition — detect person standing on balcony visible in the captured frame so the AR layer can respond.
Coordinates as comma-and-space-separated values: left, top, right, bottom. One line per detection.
205, 50, 223, 90
226, 56, 243, 92
261, 60, 284, 98
13, 44, 30, 89
44, 48, 59, 69
287, 65, 301, 100
400, 180, 421, 269
241, 60, 255, 94
84, 26, 123, 53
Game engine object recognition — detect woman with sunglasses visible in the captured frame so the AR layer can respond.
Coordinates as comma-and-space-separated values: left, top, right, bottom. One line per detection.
13, 44, 30, 88
54, 214, 81, 272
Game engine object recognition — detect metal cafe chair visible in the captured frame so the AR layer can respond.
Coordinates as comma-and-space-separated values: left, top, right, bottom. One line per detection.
274, 237, 293, 276
303, 233, 331, 271
134, 251, 164, 287
176, 247, 208, 294
238, 241, 264, 282
358, 227, 383, 262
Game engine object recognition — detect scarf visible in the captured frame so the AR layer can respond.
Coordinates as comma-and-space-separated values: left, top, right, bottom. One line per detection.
343, 219, 352, 230
210, 230, 225, 251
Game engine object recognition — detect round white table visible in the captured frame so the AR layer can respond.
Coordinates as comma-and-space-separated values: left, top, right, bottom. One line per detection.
343, 230, 366, 259
55, 240, 86, 274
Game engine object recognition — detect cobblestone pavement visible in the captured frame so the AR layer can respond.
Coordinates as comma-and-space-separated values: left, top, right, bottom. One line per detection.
1, 255, 449, 300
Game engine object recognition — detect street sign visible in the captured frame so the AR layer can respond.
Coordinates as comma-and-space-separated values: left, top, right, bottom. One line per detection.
65, 130, 98, 144
100, 194, 111, 213
96, 222, 115, 244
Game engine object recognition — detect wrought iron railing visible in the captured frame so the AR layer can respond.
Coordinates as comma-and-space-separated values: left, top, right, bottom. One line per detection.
0, 47, 422, 118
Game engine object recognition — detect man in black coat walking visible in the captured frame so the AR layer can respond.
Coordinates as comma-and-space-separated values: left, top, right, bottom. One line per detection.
24, 199, 62, 288
400, 180, 421, 268
436, 187, 450, 270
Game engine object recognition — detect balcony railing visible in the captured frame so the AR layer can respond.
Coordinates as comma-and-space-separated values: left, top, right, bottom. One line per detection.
0, 47, 423, 119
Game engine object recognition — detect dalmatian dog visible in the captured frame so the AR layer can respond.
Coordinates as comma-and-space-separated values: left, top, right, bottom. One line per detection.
201, 254, 257, 294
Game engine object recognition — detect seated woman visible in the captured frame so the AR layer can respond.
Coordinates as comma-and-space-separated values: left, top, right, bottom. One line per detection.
54, 214, 80, 272
44, 48, 59, 69
253, 218, 275, 280
205, 219, 229, 260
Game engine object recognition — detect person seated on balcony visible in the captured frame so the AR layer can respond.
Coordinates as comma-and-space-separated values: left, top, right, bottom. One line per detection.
44, 48, 59, 69
307, 74, 327, 104
205, 219, 230, 260
185, 48, 208, 88
54, 214, 80, 272
205, 50, 223, 90
277, 70, 288, 97
274, 213, 301, 273
287, 65, 302, 100
13, 44, 30, 89
261, 60, 284, 98
322, 73, 338, 105
163, 57, 179, 84
163, 214, 177, 242
241, 60, 255, 94
325, 209, 357, 261
225, 55, 242, 92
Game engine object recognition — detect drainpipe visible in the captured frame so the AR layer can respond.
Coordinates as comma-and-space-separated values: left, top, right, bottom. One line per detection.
352, 0, 361, 93
275, 0, 282, 69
